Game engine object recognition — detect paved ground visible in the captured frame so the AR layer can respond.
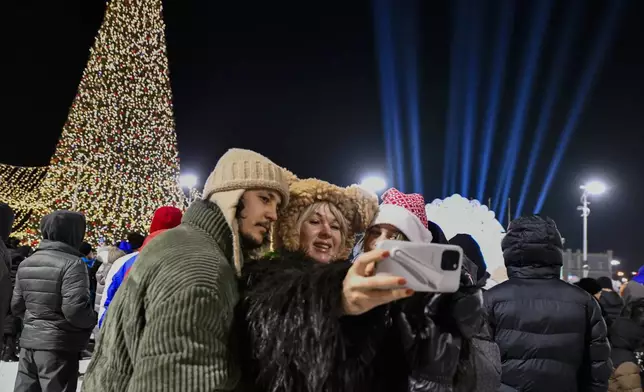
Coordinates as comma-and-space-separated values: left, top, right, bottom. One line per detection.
0, 360, 91, 392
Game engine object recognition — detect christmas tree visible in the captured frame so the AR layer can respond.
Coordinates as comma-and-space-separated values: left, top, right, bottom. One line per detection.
2, 0, 184, 245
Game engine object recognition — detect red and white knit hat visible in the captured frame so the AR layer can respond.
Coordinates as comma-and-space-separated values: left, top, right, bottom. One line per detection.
370, 188, 433, 243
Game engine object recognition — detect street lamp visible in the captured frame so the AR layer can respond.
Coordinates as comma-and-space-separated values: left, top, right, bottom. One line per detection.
577, 180, 606, 265
359, 175, 387, 194
180, 173, 199, 204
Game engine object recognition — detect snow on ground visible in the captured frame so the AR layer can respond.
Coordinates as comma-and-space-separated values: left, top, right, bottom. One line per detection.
0, 360, 90, 392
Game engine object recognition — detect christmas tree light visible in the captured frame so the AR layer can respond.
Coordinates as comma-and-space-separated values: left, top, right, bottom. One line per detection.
0, 0, 184, 246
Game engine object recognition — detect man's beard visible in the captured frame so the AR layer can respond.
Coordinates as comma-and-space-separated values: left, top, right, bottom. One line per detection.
239, 230, 270, 251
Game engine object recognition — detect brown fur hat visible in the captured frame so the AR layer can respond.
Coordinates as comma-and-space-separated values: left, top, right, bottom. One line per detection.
272, 177, 379, 259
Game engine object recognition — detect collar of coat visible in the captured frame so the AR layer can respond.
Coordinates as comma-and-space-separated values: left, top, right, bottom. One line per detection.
183, 199, 233, 262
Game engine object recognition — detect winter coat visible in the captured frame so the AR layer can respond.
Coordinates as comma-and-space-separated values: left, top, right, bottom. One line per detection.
82, 200, 241, 392
0, 202, 14, 336
608, 300, 644, 392
11, 211, 96, 352
484, 215, 612, 392
3, 247, 25, 335
601, 289, 626, 327
93, 257, 112, 316
237, 250, 483, 392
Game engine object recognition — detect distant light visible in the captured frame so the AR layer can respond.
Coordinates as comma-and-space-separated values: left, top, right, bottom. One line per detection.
621, 277, 628, 283
360, 175, 387, 194
581, 180, 607, 195
610, 259, 621, 266
180, 173, 198, 189
632, 271, 638, 275
617, 271, 624, 277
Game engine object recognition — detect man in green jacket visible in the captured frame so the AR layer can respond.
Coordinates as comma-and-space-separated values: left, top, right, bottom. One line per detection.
82, 148, 290, 391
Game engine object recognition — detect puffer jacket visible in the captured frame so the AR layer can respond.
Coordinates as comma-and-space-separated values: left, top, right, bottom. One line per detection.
237, 250, 482, 392
601, 289, 626, 327
11, 210, 97, 352
0, 202, 14, 336
3, 247, 25, 334
608, 300, 644, 392
485, 215, 612, 392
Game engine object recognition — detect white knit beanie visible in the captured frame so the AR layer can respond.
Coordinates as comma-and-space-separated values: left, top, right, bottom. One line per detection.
205, 148, 290, 274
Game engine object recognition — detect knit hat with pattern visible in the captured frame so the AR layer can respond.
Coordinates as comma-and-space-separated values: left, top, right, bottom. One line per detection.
370, 188, 433, 244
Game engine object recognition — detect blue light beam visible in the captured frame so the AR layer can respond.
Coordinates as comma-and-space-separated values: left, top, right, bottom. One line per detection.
476, 0, 516, 201
534, 0, 625, 213
460, 1, 485, 197
443, 0, 467, 197
514, 0, 583, 218
401, 0, 423, 194
373, 0, 406, 190
495, 0, 554, 219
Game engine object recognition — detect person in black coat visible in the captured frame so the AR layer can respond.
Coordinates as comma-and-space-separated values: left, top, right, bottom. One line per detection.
597, 276, 625, 327
12, 210, 97, 392
484, 215, 612, 392
0, 203, 14, 356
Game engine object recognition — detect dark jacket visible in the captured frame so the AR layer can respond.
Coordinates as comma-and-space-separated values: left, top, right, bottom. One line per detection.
484, 215, 612, 392
238, 250, 482, 392
0, 202, 15, 337
608, 299, 644, 392
601, 289, 625, 327
3, 247, 25, 334
11, 210, 96, 352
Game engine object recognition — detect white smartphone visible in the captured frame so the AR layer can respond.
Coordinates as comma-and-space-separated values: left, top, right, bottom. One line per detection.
375, 240, 463, 293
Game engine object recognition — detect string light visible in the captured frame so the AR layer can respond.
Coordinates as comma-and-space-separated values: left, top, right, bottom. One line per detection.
0, 0, 184, 246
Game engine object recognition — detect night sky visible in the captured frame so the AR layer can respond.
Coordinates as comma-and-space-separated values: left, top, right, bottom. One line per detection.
2, 0, 643, 272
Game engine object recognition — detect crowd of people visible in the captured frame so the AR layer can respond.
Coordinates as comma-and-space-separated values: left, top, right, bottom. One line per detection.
0, 147, 642, 392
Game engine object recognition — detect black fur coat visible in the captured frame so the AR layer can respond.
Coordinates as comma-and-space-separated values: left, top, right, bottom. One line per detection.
236, 251, 480, 392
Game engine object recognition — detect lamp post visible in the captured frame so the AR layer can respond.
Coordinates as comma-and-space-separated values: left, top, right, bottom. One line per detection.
577, 180, 606, 267
359, 175, 387, 194
180, 173, 199, 205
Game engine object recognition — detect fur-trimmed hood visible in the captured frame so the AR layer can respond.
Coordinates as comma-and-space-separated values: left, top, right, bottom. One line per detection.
272, 178, 378, 259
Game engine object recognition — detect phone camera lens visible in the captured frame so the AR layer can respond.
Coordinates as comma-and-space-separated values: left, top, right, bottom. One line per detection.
441, 250, 460, 271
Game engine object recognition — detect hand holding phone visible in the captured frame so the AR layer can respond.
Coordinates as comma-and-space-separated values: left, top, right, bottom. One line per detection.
375, 240, 463, 293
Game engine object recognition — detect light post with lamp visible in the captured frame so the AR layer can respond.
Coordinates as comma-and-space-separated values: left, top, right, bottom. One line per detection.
577, 180, 606, 271
180, 173, 199, 206
359, 175, 387, 195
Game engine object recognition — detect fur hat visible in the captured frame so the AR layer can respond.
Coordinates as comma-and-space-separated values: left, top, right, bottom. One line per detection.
204, 148, 291, 275
272, 178, 378, 259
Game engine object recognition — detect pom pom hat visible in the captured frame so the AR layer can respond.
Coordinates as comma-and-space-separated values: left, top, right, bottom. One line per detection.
370, 188, 433, 244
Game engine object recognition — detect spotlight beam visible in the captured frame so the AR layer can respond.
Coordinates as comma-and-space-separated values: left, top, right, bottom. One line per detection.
495, 0, 554, 218
476, 0, 515, 201
373, 0, 405, 190
401, 0, 423, 194
534, 0, 625, 213
443, 0, 467, 197
515, 0, 583, 218
460, 1, 485, 197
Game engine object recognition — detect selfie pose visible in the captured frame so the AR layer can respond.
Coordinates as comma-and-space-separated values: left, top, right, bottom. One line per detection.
238, 185, 486, 392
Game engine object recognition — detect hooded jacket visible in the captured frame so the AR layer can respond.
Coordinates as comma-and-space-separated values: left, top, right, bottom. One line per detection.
11, 210, 96, 351
0, 203, 14, 336
484, 215, 612, 392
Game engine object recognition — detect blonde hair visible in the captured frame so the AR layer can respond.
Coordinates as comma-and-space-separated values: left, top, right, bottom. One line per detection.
104, 246, 126, 265
296, 202, 350, 248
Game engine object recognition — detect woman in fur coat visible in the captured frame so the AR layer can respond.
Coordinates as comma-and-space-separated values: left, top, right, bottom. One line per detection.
238, 180, 482, 392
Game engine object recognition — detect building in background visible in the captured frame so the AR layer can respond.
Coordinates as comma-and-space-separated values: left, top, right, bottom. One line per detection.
563, 249, 614, 282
